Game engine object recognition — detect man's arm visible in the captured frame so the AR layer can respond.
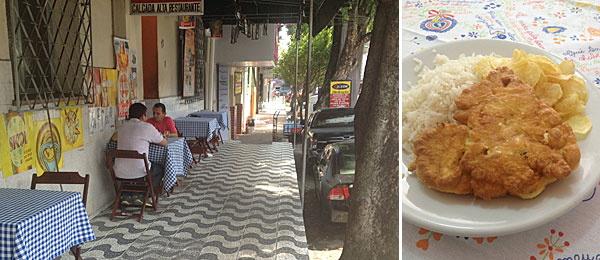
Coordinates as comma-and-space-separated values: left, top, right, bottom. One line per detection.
148, 124, 168, 146
166, 117, 179, 137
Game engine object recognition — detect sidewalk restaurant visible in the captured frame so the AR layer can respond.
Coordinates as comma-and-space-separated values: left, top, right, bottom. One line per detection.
0, 0, 282, 257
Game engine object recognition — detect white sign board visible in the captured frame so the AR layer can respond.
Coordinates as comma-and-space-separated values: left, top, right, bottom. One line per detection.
218, 66, 230, 112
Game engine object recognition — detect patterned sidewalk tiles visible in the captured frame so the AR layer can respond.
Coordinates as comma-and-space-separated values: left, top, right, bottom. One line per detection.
57, 141, 308, 260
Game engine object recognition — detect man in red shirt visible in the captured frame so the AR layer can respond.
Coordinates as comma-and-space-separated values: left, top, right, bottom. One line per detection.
147, 103, 179, 137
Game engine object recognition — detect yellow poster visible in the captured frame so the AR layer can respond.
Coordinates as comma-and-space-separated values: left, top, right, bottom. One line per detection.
34, 118, 63, 175
0, 112, 35, 178
329, 80, 352, 108
105, 69, 118, 106
61, 107, 83, 151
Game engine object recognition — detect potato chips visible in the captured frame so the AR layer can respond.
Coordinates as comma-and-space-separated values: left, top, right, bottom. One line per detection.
476, 49, 592, 139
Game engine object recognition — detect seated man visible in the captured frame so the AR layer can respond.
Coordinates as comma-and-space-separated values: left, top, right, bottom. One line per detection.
114, 103, 167, 206
147, 103, 179, 137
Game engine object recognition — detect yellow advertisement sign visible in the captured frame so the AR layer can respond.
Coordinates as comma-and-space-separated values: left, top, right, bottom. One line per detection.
34, 118, 63, 175
234, 72, 242, 95
61, 107, 83, 151
101, 69, 118, 107
330, 80, 351, 108
0, 112, 35, 178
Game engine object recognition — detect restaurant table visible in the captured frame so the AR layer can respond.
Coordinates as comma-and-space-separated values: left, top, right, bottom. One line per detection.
173, 116, 219, 142
0, 188, 95, 260
188, 110, 229, 130
107, 137, 193, 192
402, 1, 600, 259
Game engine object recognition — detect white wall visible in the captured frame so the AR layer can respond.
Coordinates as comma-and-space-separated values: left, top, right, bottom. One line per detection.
214, 25, 276, 65
92, 0, 115, 68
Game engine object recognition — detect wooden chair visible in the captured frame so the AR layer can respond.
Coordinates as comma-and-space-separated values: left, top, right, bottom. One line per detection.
178, 132, 207, 164
31, 171, 90, 260
217, 128, 224, 144
105, 149, 159, 222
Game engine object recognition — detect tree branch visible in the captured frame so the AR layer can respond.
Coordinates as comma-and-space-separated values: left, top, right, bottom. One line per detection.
359, 31, 372, 45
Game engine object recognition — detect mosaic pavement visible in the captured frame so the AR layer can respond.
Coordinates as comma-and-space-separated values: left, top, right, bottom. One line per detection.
57, 141, 309, 260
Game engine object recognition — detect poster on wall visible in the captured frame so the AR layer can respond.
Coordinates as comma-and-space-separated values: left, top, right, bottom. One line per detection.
129, 50, 138, 101
234, 72, 242, 95
209, 20, 223, 38
114, 37, 131, 105
178, 15, 195, 29
104, 106, 116, 130
61, 107, 83, 151
0, 112, 34, 178
130, 0, 203, 16
118, 103, 131, 120
92, 68, 102, 107
34, 118, 63, 175
84, 67, 94, 105
183, 29, 195, 97
106, 69, 118, 107
218, 66, 229, 112
329, 80, 351, 108
88, 107, 98, 136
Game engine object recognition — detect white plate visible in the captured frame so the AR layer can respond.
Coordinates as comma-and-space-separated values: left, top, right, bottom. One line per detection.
402, 39, 600, 236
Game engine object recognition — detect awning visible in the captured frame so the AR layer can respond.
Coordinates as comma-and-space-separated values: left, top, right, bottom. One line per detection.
202, 0, 349, 36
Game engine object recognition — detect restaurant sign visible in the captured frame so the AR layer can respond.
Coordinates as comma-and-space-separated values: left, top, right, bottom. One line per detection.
130, 0, 203, 16
330, 80, 351, 108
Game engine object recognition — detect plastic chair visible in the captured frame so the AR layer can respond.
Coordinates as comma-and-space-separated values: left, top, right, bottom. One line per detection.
105, 149, 159, 222
31, 171, 90, 260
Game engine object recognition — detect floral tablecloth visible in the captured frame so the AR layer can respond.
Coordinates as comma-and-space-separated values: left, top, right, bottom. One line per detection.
402, 1, 600, 259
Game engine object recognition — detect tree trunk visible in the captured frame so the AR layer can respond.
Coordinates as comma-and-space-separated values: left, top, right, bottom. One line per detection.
315, 0, 371, 110
340, 0, 399, 259
316, 13, 342, 109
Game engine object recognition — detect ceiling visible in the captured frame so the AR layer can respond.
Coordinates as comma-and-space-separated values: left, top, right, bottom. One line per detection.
202, 0, 304, 25
201, 0, 349, 36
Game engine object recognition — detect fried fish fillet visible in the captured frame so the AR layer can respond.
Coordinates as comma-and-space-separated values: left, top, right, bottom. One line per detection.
411, 67, 580, 199
411, 123, 472, 195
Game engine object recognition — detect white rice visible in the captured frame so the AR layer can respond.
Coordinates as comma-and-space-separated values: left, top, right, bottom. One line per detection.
402, 54, 486, 153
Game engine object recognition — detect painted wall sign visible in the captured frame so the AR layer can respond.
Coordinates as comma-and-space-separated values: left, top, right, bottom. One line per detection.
234, 72, 243, 95
182, 29, 196, 97
130, 0, 203, 15
330, 80, 351, 108
0, 112, 34, 177
218, 66, 230, 112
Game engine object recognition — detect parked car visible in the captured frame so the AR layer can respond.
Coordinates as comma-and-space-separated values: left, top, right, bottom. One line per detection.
304, 108, 355, 175
273, 86, 292, 97
314, 140, 355, 223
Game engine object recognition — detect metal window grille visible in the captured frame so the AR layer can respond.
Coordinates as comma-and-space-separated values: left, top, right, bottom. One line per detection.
6, 0, 94, 111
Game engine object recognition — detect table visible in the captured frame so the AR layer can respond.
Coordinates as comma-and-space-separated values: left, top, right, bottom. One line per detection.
107, 137, 193, 192
188, 110, 229, 130
402, 1, 600, 259
174, 117, 219, 142
0, 188, 95, 260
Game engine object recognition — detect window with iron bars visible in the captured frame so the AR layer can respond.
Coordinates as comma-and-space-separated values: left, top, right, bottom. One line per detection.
6, 0, 94, 111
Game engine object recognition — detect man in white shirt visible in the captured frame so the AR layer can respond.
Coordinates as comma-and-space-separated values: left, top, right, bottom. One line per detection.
114, 103, 167, 206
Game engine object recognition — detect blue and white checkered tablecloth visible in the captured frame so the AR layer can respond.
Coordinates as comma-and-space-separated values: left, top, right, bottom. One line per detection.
107, 137, 192, 191
188, 111, 229, 130
173, 117, 219, 141
0, 188, 95, 260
